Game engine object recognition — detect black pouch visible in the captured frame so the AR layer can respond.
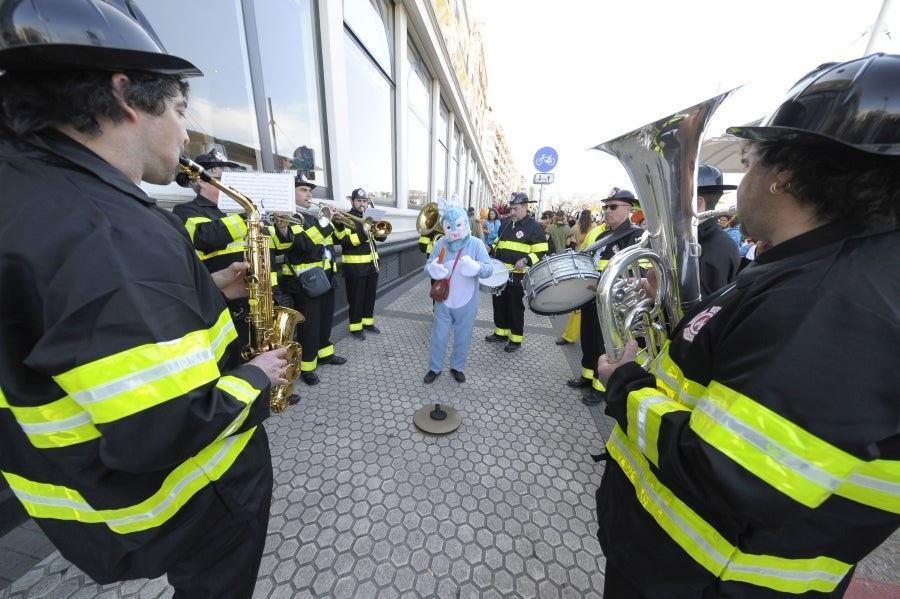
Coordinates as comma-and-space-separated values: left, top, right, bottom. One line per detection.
299, 266, 331, 298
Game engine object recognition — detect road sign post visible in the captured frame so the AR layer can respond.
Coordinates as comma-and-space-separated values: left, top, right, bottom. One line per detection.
533, 148, 558, 213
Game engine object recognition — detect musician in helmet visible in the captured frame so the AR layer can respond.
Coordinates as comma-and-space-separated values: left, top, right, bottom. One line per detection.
484, 192, 549, 352
0, 1, 287, 596
566, 188, 643, 405
696, 163, 740, 295
271, 174, 346, 393
594, 54, 900, 597
339, 187, 384, 339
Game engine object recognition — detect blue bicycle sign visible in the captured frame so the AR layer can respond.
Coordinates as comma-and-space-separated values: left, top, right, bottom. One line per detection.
533, 147, 558, 173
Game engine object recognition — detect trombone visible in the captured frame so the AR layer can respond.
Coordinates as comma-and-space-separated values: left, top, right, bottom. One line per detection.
270, 201, 336, 229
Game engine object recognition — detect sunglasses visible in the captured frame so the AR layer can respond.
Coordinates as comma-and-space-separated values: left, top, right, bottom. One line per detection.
602, 204, 629, 211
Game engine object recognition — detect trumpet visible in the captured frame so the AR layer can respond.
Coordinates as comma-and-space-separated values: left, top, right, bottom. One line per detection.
270, 201, 334, 229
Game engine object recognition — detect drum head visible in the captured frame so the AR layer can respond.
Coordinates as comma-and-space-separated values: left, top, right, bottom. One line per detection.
479, 259, 509, 290
528, 278, 597, 315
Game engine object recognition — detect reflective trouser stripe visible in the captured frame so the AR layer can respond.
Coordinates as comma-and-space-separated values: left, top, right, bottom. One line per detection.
580, 367, 594, 380
607, 426, 851, 594
509, 333, 523, 343
362, 317, 375, 326
318, 345, 335, 359
2, 428, 256, 534
493, 327, 509, 337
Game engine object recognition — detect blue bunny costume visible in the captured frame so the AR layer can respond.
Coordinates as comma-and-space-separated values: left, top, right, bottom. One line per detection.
424, 196, 493, 377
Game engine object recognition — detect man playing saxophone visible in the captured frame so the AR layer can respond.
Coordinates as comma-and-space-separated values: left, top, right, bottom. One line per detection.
0, 1, 287, 596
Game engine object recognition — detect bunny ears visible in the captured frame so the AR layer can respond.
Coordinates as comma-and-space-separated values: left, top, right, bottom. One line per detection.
437, 193, 464, 218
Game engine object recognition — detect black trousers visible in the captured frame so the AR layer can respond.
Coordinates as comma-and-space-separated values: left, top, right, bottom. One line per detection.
491, 278, 526, 342
289, 282, 335, 372
579, 298, 605, 375
345, 272, 378, 331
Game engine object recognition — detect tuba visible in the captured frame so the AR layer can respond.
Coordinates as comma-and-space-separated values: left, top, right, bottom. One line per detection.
592, 89, 737, 361
178, 156, 304, 413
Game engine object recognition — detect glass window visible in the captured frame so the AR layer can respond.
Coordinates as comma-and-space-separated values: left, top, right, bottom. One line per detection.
435, 103, 449, 201
256, 0, 327, 192
448, 126, 459, 196
345, 37, 395, 205
343, 0, 392, 74
136, 0, 261, 172
407, 46, 431, 207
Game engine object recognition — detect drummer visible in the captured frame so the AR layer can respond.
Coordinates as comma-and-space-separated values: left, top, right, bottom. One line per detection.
566, 188, 643, 405
484, 192, 549, 352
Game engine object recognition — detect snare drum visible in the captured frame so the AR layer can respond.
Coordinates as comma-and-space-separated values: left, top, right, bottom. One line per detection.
522, 250, 599, 315
479, 259, 509, 296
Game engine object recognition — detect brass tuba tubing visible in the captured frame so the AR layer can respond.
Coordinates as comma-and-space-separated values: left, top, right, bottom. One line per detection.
592, 88, 737, 361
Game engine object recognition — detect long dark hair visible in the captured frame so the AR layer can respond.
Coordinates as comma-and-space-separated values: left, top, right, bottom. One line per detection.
753, 140, 900, 230
576, 209, 592, 232
487, 208, 499, 221
0, 69, 188, 138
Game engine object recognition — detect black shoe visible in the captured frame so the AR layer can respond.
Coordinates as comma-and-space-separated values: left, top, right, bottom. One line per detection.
450, 369, 466, 383
567, 377, 592, 389
582, 390, 606, 406
485, 333, 507, 343
504, 342, 521, 353
423, 370, 440, 384
364, 325, 381, 334
287, 394, 301, 406
352, 331, 366, 341
301, 372, 320, 386
320, 355, 347, 366
555, 338, 572, 346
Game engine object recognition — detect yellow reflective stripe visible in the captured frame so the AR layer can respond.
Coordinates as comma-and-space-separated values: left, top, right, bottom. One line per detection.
496, 240, 532, 253
595, 258, 609, 272
305, 227, 326, 245
300, 358, 317, 371
267, 229, 291, 251
580, 367, 594, 380
197, 242, 245, 261
53, 310, 236, 424
291, 262, 324, 274
607, 427, 850, 593
839, 460, 900, 514
626, 388, 689, 467
221, 214, 247, 240
5, 394, 100, 449
494, 327, 510, 336
348, 231, 361, 246
3, 429, 255, 534
692, 383, 900, 511
509, 333, 523, 343
182, 216, 210, 241
649, 344, 704, 409
343, 254, 373, 264
213, 376, 259, 440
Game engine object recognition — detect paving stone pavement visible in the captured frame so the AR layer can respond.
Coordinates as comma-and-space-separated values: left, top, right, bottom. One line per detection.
1, 275, 898, 598
0, 277, 614, 599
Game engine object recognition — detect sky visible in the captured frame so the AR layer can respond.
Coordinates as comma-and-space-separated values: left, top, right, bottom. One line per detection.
472, 0, 900, 203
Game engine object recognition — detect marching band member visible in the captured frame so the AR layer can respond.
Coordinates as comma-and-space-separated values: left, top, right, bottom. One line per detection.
339, 188, 385, 340
484, 192, 548, 352
567, 189, 643, 405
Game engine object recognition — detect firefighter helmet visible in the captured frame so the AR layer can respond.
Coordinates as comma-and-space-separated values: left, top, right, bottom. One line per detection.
0, 0, 201, 76
728, 53, 900, 156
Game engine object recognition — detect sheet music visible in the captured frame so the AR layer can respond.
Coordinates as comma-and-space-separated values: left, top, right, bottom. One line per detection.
363, 207, 386, 221
218, 171, 294, 213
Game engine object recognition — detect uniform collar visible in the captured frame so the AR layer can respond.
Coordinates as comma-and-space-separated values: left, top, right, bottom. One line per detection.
26, 129, 158, 206
756, 222, 857, 264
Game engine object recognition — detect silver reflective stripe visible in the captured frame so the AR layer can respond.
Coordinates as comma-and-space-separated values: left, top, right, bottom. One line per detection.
635, 395, 670, 454
847, 471, 900, 496
70, 346, 217, 405
106, 436, 238, 527
725, 560, 845, 585
18, 411, 93, 435
696, 399, 840, 493
650, 362, 700, 409
609, 432, 731, 567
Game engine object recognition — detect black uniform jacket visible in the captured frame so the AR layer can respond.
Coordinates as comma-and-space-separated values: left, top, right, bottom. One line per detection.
172, 194, 248, 273
492, 216, 549, 280
598, 222, 900, 597
339, 208, 379, 278
698, 217, 740, 296
0, 130, 272, 583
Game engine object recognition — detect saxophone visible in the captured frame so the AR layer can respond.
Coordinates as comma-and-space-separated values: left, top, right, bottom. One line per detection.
178, 156, 304, 413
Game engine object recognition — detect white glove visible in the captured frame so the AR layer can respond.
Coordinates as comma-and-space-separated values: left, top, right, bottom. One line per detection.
458, 255, 481, 277
427, 260, 449, 280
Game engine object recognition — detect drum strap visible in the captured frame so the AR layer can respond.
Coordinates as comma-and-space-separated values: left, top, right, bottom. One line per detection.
587, 225, 641, 267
